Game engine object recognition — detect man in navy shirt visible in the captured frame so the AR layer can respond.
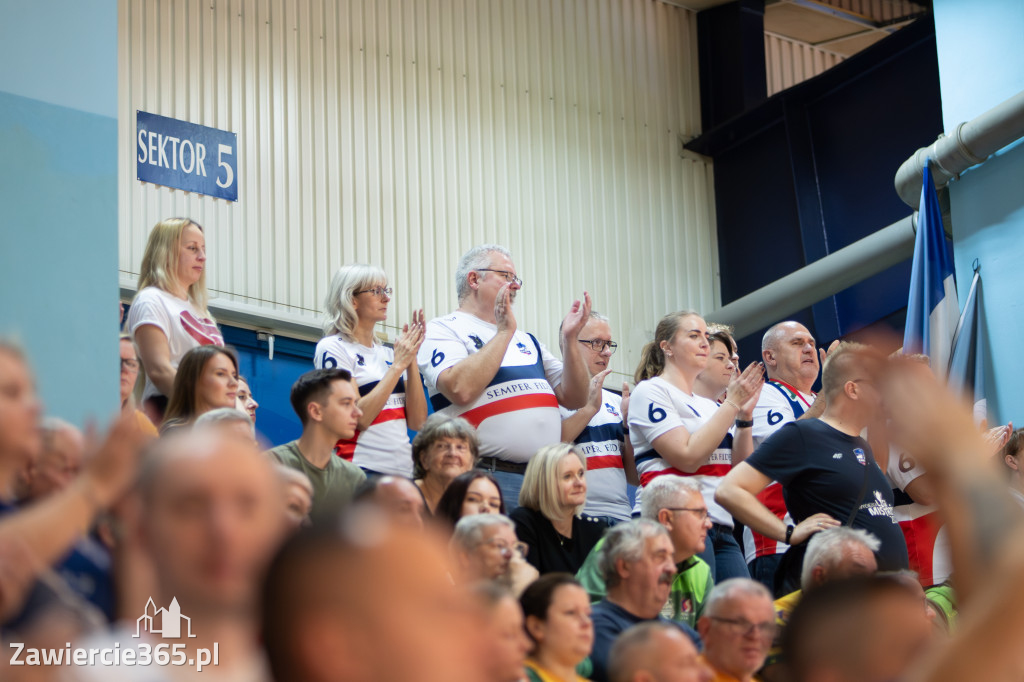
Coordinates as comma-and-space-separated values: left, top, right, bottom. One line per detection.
590, 520, 701, 682
716, 342, 908, 590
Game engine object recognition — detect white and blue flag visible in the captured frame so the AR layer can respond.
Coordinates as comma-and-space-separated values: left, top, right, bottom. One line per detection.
903, 160, 958, 377
948, 268, 987, 424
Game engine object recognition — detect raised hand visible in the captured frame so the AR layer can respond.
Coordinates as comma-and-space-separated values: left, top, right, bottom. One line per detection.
725, 362, 765, 411
559, 291, 593, 342
494, 283, 517, 335
585, 369, 613, 412
393, 309, 426, 369
621, 382, 631, 426
819, 339, 841, 368
81, 412, 150, 510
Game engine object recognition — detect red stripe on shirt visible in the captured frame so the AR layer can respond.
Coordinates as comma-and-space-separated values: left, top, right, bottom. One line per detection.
899, 511, 942, 586
752, 483, 789, 558
639, 464, 731, 487
459, 394, 559, 427
371, 407, 406, 426
586, 454, 625, 471
332, 407, 406, 461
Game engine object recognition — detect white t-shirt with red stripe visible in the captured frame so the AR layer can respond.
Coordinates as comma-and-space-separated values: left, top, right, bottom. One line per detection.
418, 311, 563, 464
314, 335, 413, 477
741, 380, 815, 563
629, 376, 735, 527
560, 389, 631, 521
886, 445, 950, 586
126, 286, 224, 401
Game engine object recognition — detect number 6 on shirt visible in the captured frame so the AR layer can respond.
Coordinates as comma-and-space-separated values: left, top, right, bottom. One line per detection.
648, 403, 667, 423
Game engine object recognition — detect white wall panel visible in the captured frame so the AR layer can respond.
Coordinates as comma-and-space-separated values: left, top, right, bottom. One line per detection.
765, 30, 845, 96
119, 0, 715, 382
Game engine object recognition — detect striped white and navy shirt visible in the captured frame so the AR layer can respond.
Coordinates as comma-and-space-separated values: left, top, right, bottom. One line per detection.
561, 389, 631, 521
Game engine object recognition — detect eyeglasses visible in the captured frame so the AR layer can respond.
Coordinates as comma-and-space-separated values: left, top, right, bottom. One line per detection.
664, 507, 710, 521
120, 358, 140, 371
355, 286, 393, 299
578, 339, 618, 354
709, 616, 777, 639
476, 269, 523, 287
485, 539, 529, 559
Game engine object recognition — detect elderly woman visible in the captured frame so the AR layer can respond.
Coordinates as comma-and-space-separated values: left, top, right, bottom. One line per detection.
413, 413, 480, 513
520, 573, 594, 682
510, 444, 608, 575
160, 346, 240, 434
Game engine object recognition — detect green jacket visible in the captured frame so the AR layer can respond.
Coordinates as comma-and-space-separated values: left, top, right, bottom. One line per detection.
575, 537, 713, 629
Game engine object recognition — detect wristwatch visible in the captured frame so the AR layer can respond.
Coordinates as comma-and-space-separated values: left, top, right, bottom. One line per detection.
784, 524, 795, 544
735, 418, 754, 429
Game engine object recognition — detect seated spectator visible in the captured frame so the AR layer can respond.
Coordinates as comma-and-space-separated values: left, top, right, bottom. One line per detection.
608, 621, 712, 682
577, 475, 713, 628
1001, 427, 1024, 508
511, 443, 608, 575
276, 465, 314, 530
195, 406, 256, 442
260, 512, 490, 682
352, 475, 429, 529
878, 570, 940, 632
696, 579, 775, 682
267, 369, 367, 520
69, 426, 285, 680
118, 334, 157, 436
126, 218, 224, 423
450, 514, 538, 596
413, 413, 480, 513
160, 345, 241, 433
589, 520, 700, 682
472, 582, 533, 682
436, 470, 507, 528
520, 573, 595, 682
16, 417, 83, 501
236, 375, 260, 425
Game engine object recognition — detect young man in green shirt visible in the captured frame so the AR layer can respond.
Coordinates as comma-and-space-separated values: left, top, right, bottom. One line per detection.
268, 368, 367, 520
577, 475, 714, 628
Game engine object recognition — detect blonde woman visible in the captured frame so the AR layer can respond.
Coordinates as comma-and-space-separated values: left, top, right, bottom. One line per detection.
126, 218, 223, 423
629, 311, 763, 582
314, 264, 427, 477
511, 443, 608, 575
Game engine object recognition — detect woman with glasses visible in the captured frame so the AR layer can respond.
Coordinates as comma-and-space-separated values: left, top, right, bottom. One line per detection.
412, 413, 480, 513
630, 311, 764, 583
119, 333, 157, 436
519, 573, 595, 682
315, 264, 427, 477
559, 312, 635, 525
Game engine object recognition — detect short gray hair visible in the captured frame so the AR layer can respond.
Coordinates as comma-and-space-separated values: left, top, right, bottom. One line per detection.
704, 578, 772, 617
455, 244, 513, 303
411, 413, 480, 479
598, 519, 668, 588
451, 513, 515, 552
608, 621, 683, 682
640, 475, 701, 520
195, 407, 253, 429
801, 527, 880, 589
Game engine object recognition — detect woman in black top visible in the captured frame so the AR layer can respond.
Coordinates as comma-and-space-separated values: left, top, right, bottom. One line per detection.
511, 443, 608, 575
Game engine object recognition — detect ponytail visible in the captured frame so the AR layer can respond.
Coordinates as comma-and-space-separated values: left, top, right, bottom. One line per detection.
633, 310, 703, 384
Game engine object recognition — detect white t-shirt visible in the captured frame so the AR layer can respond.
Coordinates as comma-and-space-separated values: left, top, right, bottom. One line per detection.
126, 287, 224, 401
560, 389, 631, 521
314, 335, 413, 477
886, 445, 950, 586
417, 311, 563, 464
742, 380, 815, 563
629, 376, 735, 527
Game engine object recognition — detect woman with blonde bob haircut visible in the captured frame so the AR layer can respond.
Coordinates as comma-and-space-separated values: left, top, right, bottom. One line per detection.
126, 218, 224, 423
511, 443, 608, 575
412, 413, 480, 513
314, 263, 427, 477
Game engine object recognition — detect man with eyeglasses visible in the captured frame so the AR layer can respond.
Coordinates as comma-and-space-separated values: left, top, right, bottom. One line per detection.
559, 312, 637, 524
418, 244, 592, 509
696, 579, 776, 682
450, 513, 539, 597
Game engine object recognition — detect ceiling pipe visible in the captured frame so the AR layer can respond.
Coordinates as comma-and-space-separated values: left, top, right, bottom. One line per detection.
707, 214, 917, 338
895, 89, 1024, 208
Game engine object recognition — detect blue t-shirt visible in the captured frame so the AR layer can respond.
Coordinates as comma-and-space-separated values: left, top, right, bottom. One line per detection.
589, 598, 701, 682
746, 419, 909, 571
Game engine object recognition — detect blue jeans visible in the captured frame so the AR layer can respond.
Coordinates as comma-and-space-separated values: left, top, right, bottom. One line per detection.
748, 554, 784, 593
698, 524, 751, 583
479, 468, 525, 514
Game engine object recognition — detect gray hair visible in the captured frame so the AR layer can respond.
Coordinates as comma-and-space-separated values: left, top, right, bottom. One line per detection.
801, 527, 881, 590
411, 413, 480, 479
450, 513, 515, 552
598, 519, 668, 588
640, 475, 702, 520
322, 263, 388, 338
455, 244, 513, 303
195, 407, 253, 429
704, 578, 772, 617
608, 621, 683, 682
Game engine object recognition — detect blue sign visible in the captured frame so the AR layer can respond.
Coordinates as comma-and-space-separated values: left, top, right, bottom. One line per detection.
136, 111, 238, 201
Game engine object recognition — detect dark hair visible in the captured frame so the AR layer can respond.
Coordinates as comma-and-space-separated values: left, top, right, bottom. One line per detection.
289, 368, 353, 426
519, 573, 584, 649
162, 345, 239, 428
1003, 428, 1024, 473
434, 471, 506, 528
707, 331, 734, 357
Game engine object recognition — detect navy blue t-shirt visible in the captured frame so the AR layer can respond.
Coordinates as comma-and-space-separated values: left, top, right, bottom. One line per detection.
589, 599, 701, 682
746, 419, 909, 571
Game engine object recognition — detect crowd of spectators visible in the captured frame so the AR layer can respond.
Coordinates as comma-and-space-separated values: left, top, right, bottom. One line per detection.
1, 218, 1023, 681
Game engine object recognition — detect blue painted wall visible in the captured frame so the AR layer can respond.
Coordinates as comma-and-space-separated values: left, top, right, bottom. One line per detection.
933, 0, 1024, 424
0, 0, 119, 426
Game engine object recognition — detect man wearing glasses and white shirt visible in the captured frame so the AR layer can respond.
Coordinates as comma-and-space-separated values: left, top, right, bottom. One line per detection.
418, 244, 591, 509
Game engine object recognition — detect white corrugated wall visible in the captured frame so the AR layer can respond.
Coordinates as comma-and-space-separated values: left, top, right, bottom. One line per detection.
119, 0, 716, 383
764, 30, 846, 97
